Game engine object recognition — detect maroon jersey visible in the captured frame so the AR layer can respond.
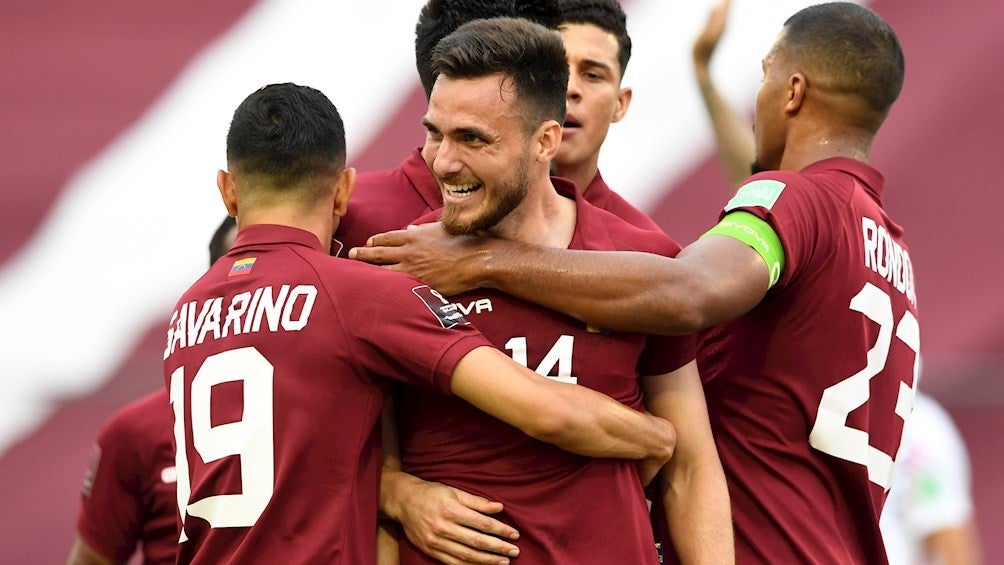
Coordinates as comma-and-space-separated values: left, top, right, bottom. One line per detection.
163, 224, 490, 565
697, 158, 920, 563
396, 179, 695, 564
580, 170, 663, 233
76, 390, 177, 564
332, 148, 440, 255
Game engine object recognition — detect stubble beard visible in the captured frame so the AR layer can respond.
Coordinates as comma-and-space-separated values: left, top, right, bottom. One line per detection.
440, 158, 532, 236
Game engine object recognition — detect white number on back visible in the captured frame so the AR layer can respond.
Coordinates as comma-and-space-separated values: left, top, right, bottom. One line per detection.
169, 347, 275, 542
809, 283, 920, 490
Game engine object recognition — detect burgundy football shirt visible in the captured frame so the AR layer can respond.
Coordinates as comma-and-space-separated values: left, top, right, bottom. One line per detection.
76, 390, 177, 564
579, 170, 663, 233
694, 158, 920, 563
163, 224, 490, 564
396, 179, 695, 564
332, 148, 441, 255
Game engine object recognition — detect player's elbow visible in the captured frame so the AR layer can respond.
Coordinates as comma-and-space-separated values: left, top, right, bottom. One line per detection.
642, 287, 712, 335
657, 277, 740, 334
521, 408, 573, 445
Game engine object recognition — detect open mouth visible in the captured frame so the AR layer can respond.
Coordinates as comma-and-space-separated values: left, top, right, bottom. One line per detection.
443, 182, 483, 198
563, 115, 582, 131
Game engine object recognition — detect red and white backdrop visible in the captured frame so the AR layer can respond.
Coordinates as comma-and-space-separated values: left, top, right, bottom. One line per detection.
1, 0, 1000, 561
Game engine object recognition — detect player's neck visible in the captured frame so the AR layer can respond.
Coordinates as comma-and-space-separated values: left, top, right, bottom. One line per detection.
238, 207, 334, 253
781, 125, 874, 171
490, 177, 577, 249
552, 155, 599, 195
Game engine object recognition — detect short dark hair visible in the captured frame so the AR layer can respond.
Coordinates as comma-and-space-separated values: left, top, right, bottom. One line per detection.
415, 0, 563, 99
226, 83, 346, 192
782, 2, 904, 121
208, 215, 236, 266
431, 17, 569, 130
558, 0, 632, 78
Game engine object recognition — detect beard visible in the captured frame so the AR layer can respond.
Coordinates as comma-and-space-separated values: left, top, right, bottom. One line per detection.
440, 157, 532, 236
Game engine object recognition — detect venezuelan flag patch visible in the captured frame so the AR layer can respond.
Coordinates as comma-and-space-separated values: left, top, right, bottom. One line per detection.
229, 257, 257, 277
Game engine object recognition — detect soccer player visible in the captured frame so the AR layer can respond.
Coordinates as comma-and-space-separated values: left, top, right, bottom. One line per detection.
66, 216, 237, 565
375, 18, 729, 565
552, 0, 659, 231
688, 5, 981, 564
354, 3, 918, 562
165, 82, 675, 564
334, 0, 661, 253
67, 392, 176, 565
331, 0, 564, 254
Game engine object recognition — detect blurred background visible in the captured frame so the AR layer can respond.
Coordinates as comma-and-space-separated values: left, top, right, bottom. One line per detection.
1, 0, 1000, 561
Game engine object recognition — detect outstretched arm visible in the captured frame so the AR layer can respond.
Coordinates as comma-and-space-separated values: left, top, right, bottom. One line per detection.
452, 346, 676, 476
644, 362, 734, 564
693, 0, 755, 189
353, 225, 769, 336
378, 345, 679, 564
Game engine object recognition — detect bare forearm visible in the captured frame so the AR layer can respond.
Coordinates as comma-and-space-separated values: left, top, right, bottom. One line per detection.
453, 348, 674, 469
661, 460, 734, 564
474, 236, 767, 336
376, 520, 401, 565
476, 241, 704, 335
539, 382, 676, 463
379, 466, 422, 522
643, 365, 734, 564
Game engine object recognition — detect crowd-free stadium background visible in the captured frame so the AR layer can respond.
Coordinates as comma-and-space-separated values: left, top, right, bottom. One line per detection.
1, 0, 1000, 561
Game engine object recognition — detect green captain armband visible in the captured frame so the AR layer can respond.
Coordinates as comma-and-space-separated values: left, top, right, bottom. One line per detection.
702, 211, 785, 288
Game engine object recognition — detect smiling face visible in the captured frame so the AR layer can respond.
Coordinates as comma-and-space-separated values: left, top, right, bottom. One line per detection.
555, 22, 631, 174
422, 73, 536, 236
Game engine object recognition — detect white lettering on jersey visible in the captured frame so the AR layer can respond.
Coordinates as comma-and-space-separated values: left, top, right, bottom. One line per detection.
456, 299, 494, 316
861, 217, 916, 306
164, 285, 317, 359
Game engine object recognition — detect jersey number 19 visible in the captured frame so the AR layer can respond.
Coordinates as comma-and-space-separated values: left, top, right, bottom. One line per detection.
169, 347, 275, 542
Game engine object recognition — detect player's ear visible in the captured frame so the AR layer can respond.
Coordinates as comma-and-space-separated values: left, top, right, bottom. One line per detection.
536, 120, 563, 164
217, 169, 238, 216
786, 72, 806, 115
612, 86, 633, 123
332, 166, 356, 218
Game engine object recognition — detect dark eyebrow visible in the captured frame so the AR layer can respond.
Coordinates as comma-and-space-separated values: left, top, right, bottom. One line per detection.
422, 115, 491, 141
453, 126, 490, 140
580, 58, 614, 74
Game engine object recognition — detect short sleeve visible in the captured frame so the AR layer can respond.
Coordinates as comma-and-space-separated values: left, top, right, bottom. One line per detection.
638, 334, 696, 376
337, 270, 492, 393
721, 174, 827, 288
